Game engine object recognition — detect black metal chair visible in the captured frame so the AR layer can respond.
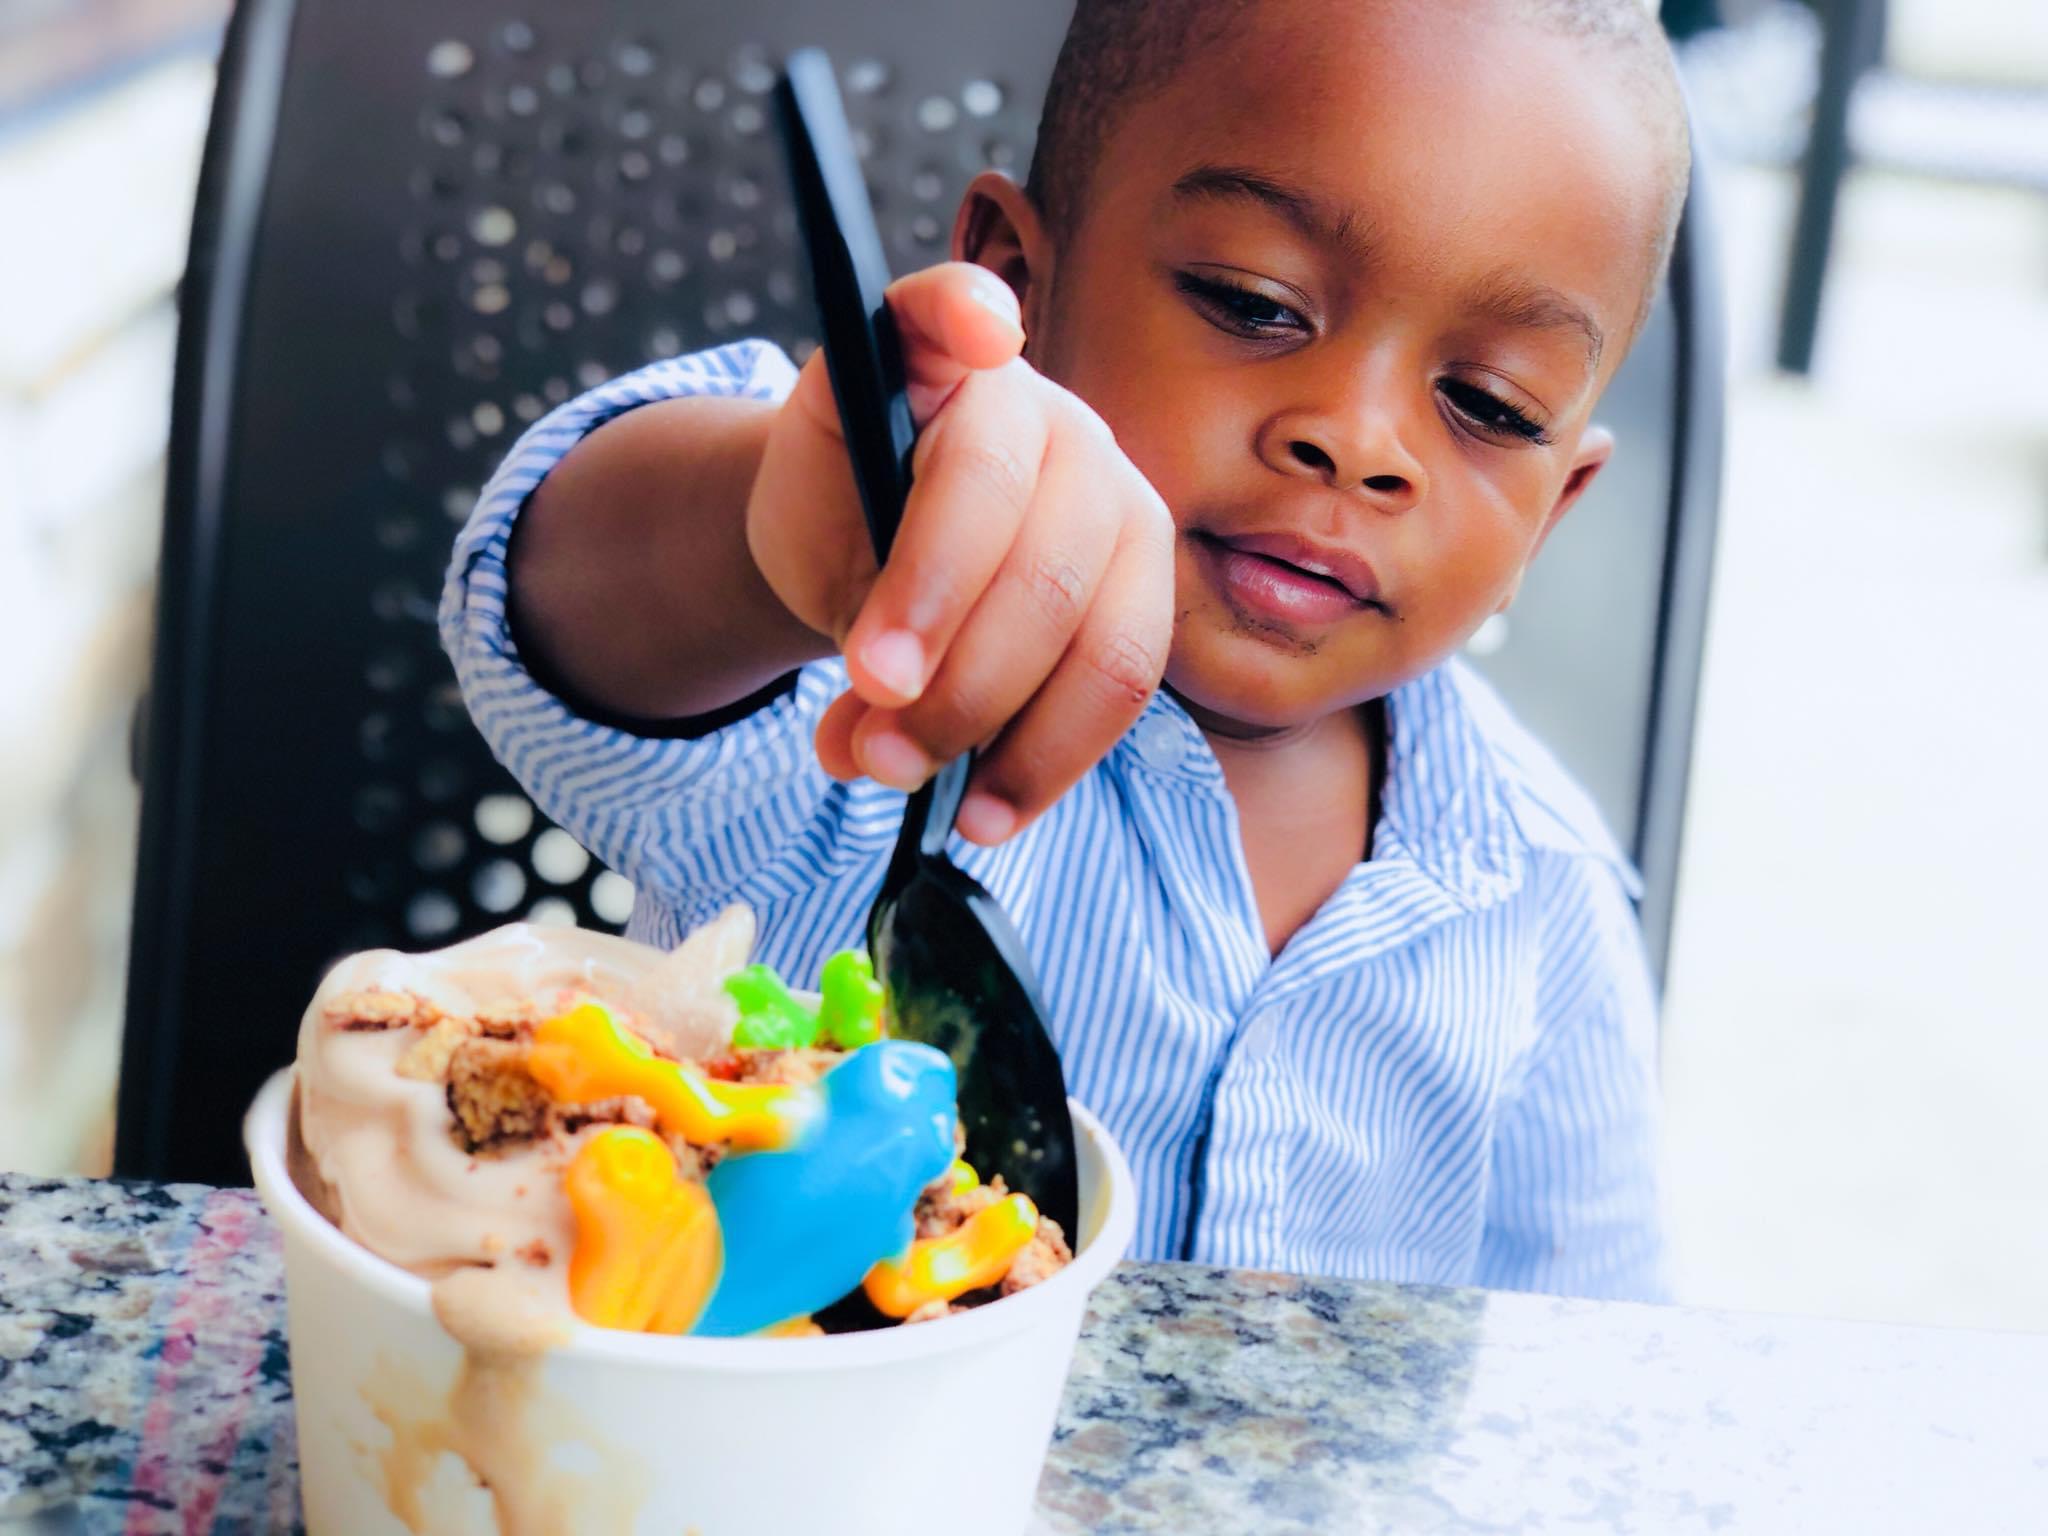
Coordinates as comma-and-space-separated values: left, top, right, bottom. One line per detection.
119, 0, 1723, 1185
1773, 0, 2048, 374
1778, 0, 1887, 374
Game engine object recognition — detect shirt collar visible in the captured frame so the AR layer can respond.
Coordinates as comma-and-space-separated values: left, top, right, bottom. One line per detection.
1121, 660, 1632, 916
1372, 663, 1528, 913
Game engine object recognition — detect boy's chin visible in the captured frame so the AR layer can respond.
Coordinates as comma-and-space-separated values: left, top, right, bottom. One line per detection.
1163, 625, 1395, 739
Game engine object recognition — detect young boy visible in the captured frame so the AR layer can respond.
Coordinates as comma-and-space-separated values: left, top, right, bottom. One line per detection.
443, 0, 1691, 1299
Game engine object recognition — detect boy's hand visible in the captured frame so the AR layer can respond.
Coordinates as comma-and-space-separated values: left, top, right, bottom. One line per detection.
746, 262, 1174, 845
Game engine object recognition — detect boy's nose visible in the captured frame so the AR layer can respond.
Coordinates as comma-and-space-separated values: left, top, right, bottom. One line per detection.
1260, 410, 1427, 512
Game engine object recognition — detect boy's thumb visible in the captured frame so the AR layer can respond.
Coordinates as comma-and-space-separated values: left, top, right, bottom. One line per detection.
887, 262, 1026, 387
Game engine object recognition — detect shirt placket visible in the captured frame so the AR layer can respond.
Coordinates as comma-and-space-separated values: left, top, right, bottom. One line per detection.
1186, 830, 1483, 1268
1184, 1006, 1294, 1266
1115, 702, 1272, 1260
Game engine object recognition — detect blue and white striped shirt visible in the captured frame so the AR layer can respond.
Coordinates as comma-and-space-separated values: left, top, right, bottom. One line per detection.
442, 341, 1669, 1302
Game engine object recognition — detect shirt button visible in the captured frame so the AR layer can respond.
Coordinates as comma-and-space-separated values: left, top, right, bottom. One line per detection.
1133, 714, 1185, 771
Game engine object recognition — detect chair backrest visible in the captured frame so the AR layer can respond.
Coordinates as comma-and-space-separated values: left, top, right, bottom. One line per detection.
119, 0, 1720, 1184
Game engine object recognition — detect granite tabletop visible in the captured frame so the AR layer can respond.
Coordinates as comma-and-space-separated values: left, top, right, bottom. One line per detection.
2, 1173, 2044, 1534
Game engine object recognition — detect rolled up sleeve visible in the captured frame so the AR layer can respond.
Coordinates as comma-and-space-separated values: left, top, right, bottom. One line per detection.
439, 341, 852, 922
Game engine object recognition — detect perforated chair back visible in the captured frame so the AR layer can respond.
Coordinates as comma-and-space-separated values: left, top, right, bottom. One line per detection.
120, 0, 1719, 1184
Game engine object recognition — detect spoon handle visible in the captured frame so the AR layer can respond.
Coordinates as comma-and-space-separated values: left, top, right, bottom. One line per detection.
914, 758, 972, 857
780, 49, 977, 854
878, 757, 970, 907
776, 49, 915, 564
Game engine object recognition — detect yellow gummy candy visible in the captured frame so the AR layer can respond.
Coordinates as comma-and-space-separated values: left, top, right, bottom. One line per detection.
863, 1193, 1039, 1318
529, 1000, 812, 1151
564, 1127, 722, 1335
948, 1160, 979, 1195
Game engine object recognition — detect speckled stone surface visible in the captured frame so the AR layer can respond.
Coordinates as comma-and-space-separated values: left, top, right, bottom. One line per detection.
5, 1173, 2046, 1534
0, 1177, 297, 1532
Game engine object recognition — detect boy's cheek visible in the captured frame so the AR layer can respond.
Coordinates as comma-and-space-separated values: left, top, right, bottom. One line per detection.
1085, 383, 1249, 526
1037, 297, 1249, 500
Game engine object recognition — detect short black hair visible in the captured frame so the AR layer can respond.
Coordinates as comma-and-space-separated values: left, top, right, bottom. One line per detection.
1025, 0, 1691, 333
1025, 0, 1255, 233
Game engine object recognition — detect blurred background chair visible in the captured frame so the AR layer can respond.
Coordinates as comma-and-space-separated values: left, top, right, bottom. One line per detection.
1748, 0, 2048, 373
117, 0, 1723, 1185
0, 2, 225, 1176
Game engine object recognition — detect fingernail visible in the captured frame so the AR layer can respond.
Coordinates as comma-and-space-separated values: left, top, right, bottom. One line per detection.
860, 629, 926, 700
956, 791, 1018, 844
862, 730, 933, 790
969, 276, 1022, 328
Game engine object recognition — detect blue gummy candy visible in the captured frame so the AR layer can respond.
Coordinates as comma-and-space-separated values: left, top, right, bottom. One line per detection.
690, 1040, 957, 1337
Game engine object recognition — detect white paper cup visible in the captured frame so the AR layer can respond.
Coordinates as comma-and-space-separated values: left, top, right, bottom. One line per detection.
246, 1063, 1136, 1536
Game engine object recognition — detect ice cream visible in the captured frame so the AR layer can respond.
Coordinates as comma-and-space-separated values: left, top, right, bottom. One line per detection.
289, 909, 1072, 1349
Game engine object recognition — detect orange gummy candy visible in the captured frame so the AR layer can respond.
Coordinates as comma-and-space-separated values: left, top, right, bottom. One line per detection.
529, 1000, 813, 1151
863, 1193, 1039, 1318
564, 1126, 722, 1334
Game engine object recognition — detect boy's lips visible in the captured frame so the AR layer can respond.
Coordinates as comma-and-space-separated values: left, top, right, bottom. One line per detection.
1191, 530, 1387, 628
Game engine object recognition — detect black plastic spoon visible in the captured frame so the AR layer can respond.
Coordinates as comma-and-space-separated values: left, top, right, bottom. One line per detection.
775, 50, 1079, 1243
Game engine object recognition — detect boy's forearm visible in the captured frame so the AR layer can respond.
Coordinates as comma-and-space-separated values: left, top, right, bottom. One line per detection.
506, 395, 832, 722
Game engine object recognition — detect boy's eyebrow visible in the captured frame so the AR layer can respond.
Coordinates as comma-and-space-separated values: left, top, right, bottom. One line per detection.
1170, 164, 1377, 267
1464, 271, 1606, 370
1172, 164, 1606, 369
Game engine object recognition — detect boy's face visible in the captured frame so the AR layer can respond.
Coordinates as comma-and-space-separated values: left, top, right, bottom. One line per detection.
971, 1, 1669, 736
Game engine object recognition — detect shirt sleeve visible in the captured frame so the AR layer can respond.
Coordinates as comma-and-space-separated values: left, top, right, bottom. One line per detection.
438, 340, 845, 922
1476, 851, 1671, 1302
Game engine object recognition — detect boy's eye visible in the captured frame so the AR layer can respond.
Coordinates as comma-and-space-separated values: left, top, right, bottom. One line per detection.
1175, 272, 1308, 339
1439, 379, 1552, 446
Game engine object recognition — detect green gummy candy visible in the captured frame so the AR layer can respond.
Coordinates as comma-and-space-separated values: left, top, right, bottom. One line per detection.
818, 949, 885, 1049
725, 965, 819, 1050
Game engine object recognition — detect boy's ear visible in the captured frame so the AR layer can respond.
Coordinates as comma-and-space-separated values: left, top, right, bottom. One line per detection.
953, 171, 1051, 332
1495, 424, 1615, 614
1541, 424, 1614, 553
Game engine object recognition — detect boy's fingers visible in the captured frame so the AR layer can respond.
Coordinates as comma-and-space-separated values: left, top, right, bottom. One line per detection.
748, 352, 885, 634
849, 705, 936, 792
886, 443, 1119, 768
751, 269, 1031, 678
956, 517, 1175, 843
841, 365, 1050, 708
813, 690, 867, 782
887, 263, 1027, 405
778, 263, 1022, 450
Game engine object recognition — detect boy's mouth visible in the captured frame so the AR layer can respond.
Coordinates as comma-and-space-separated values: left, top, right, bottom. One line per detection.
1190, 531, 1387, 628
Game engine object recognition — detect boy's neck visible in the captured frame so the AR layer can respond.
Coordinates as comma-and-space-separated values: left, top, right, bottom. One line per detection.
1171, 690, 1385, 788
1171, 694, 1388, 956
